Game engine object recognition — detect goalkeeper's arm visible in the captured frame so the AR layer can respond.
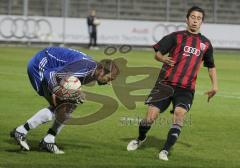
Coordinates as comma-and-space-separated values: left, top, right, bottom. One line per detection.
43, 70, 85, 106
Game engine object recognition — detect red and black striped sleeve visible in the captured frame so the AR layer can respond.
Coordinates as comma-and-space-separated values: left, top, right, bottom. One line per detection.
152, 33, 176, 55
203, 42, 215, 68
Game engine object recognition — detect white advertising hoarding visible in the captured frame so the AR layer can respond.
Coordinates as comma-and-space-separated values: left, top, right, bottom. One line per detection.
0, 15, 240, 49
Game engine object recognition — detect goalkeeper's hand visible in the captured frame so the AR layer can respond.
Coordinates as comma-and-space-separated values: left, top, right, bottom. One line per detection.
52, 86, 86, 106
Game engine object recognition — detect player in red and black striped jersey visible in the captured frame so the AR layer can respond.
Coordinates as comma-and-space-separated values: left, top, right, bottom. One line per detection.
152, 28, 215, 91
127, 6, 218, 161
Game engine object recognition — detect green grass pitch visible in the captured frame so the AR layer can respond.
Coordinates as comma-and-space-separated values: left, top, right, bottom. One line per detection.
0, 46, 239, 168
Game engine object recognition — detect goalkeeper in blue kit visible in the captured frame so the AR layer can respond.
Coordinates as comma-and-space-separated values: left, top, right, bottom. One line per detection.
10, 47, 119, 154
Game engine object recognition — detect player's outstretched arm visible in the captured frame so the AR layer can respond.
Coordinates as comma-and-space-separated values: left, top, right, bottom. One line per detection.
205, 67, 218, 102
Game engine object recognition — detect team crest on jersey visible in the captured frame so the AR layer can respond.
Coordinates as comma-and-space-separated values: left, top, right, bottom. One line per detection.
200, 43, 206, 51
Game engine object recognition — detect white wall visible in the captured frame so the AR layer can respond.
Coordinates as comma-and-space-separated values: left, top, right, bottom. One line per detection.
0, 15, 240, 49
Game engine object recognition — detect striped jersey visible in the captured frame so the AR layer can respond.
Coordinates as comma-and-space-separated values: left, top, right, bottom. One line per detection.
153, 30, 215, 91
27, 47, 97, 96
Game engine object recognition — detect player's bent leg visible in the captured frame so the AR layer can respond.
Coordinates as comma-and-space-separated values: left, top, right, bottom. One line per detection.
15, 107, 54, 134
138, 105, 159, 140
10, 107, 54, 151
127, 106, 160, 151
173, 106, 186, 126
40, 102, 77, 154
27, 107, 54, 129
160, 107, 186, 161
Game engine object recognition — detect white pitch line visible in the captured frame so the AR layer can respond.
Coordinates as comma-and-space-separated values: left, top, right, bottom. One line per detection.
195, 92, 240, 99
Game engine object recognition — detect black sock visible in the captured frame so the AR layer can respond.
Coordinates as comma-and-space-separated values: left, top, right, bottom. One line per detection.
24, 123, 30, 131
162, 124, 182, 151
137, 119, 152, 141
47, 128, 57, 136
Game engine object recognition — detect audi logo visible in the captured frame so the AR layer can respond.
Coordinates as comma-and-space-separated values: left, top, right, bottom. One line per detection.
152, 23, 186, 42
0, 17, 52, 39
183, 46, 201, 56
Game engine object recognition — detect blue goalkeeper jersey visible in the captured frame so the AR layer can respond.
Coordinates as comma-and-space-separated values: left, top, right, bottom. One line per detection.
27, 47, 97, 96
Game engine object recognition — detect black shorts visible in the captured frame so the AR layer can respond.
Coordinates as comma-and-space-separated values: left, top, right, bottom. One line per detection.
150, 86, 194, 113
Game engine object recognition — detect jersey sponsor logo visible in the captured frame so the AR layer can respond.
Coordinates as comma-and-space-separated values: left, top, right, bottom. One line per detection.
183, 46, 201, 57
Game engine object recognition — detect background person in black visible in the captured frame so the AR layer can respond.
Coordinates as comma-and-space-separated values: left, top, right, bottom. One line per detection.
87, 10, 100, 49
127, 6, 218, 161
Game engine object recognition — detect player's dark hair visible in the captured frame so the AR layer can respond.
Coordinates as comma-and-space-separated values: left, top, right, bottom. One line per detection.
99, 59, 120, 77
186, 6, 205, 21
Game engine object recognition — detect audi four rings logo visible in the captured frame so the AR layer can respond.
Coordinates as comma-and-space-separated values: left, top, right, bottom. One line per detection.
0, 17, 52, 39
183, 46, 201, 56
152, 23, 186, 42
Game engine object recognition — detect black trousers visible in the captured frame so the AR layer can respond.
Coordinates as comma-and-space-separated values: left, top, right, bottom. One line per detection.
89, 31, 97, 47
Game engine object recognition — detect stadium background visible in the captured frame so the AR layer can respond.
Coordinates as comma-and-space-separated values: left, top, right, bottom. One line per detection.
0, 0, 240, 168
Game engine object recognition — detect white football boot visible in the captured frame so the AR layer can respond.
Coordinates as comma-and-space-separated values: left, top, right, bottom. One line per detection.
127, 137, 147, 151
10, 129, 30, 151
39, 139, 64, 154
159, 150, 169, 161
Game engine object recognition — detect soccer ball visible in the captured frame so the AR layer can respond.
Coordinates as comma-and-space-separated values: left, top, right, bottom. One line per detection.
53, 76, 81, 99
93, 19, 101, 26
60, 76, 81, 91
